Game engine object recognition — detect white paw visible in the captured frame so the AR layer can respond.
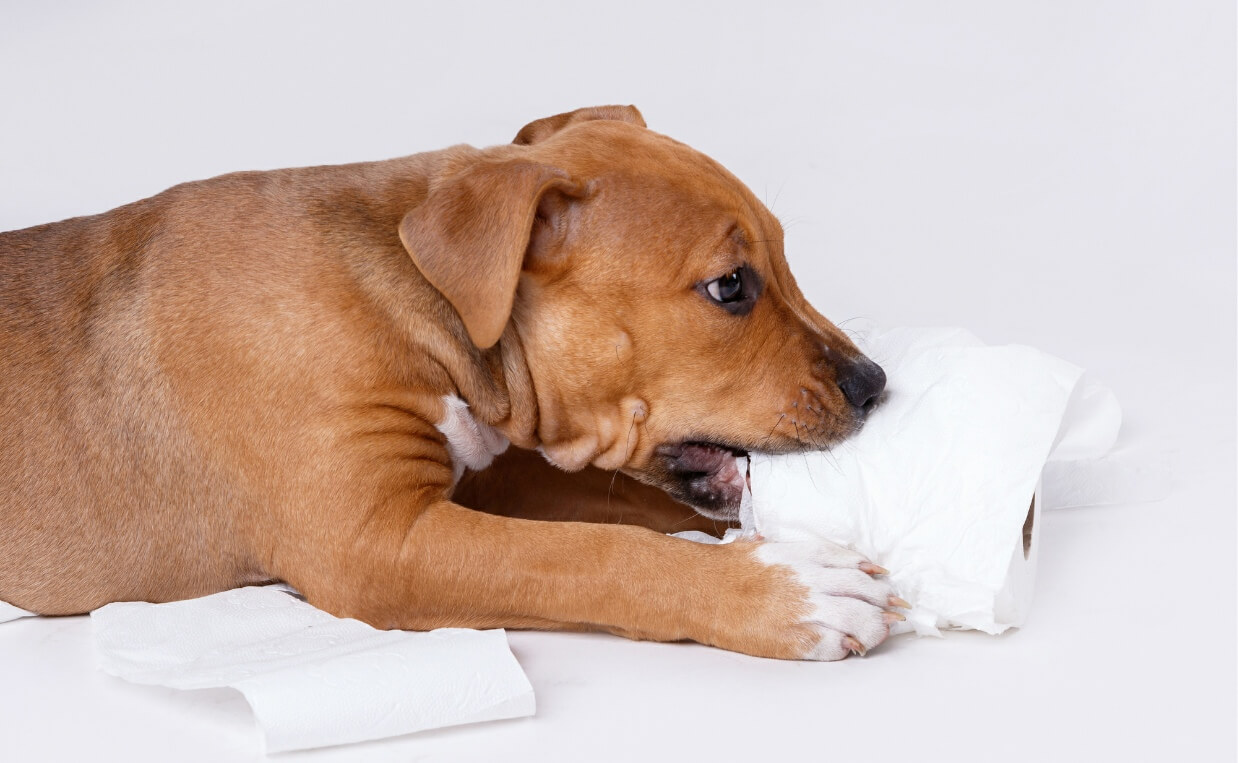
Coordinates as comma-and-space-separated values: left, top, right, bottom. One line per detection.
435, 394, 509, 484
756, 539, 905, 661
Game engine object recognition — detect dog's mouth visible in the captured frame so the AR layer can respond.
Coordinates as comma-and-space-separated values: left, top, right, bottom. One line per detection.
653, 441, 750, 522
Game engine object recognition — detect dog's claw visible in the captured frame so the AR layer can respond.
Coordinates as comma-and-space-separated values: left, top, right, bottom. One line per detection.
888, 596, 910, 609
883, 610, 906, 623
842, 635, 866, 655
859, 561, 888, 575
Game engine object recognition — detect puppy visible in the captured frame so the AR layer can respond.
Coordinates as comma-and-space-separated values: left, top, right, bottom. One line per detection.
0, 105, 898, 660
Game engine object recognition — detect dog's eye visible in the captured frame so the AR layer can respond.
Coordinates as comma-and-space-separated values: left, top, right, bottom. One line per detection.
706, 269, 744, 303
698, 265, 759, 316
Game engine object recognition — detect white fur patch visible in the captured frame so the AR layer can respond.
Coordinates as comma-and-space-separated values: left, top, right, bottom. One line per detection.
755, 540, 895, 660
435, 395, 509, 484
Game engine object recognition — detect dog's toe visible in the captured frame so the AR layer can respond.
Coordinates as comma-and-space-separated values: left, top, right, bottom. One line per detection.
755, 539, 897, 661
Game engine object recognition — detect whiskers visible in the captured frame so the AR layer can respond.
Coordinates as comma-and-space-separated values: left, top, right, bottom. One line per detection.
756, 412, 787, 453
666, 508, 727, 536
758, 403, 847, 481
606, 408, 642, 522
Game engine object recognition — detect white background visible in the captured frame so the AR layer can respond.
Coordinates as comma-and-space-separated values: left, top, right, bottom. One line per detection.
1, 2, 1234, 761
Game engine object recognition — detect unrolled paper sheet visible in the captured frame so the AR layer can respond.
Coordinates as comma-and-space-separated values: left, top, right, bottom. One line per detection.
0, 600, 35, 624
91, 585, 535, 752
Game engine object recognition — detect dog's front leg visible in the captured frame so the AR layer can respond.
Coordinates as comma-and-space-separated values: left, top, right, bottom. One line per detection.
286, 487, 901, 661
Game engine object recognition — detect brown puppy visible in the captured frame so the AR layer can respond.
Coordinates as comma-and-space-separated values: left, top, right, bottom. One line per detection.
0, 106, 898, 661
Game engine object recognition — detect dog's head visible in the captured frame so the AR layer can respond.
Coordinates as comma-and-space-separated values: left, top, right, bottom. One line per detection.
400, 105, 885, 520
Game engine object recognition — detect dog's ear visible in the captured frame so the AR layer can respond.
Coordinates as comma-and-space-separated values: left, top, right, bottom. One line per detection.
513, 105, 646, 145
399, 160, 582, 349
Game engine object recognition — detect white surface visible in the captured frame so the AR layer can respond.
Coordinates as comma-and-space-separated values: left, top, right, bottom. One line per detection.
1, 2, 1233, 761
92, 587, 534, 753
747, 327, 1094, 636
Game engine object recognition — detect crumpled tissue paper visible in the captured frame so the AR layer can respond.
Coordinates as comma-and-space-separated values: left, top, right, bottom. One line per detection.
90, 585, 535, 752
681, 326, 1129, 637
747, 326, 1128, 636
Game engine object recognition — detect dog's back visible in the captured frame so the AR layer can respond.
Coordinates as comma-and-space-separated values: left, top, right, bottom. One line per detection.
0, 158, 451, 613
0, 193, 262, 612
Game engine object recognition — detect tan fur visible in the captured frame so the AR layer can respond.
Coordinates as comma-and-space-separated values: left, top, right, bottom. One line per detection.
0, 106, 882, 659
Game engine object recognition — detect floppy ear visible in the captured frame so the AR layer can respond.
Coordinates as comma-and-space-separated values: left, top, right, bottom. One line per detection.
398, 160, 580, 349
513, 104, 646, 145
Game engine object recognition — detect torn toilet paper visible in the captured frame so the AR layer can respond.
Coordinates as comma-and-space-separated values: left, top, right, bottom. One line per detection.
0, 600, 35, 624
683, 326, 1125, 637
91, 585, 535, 753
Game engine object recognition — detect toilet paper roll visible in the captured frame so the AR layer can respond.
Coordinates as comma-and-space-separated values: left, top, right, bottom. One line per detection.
91, 585, 535, 752
741, 327, 1117, 636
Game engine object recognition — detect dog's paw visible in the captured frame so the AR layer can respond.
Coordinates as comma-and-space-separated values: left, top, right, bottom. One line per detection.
745, 538, 906, 661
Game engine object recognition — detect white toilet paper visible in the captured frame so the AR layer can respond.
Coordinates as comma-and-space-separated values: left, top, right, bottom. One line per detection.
0, 600, 35, 624
1039, 375, 1173, 510
743, 327, 1122, 637
91, 585, 535, 753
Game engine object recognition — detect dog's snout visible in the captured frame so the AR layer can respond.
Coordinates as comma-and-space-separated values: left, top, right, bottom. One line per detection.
837, 356, 886, 410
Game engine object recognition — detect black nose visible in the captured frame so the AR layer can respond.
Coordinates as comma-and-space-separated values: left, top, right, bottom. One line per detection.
837, 356, 886, 409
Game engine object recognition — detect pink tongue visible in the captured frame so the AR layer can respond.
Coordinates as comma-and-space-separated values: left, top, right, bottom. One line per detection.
678, 445, 746, 492
677, 444, 731, 473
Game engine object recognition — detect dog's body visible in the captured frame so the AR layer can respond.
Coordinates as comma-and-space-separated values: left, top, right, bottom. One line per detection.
0, 106, 898, 660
